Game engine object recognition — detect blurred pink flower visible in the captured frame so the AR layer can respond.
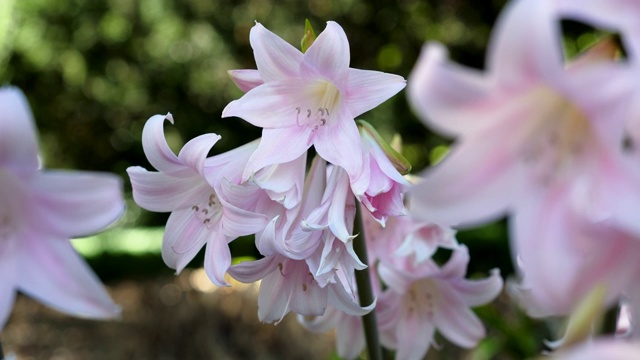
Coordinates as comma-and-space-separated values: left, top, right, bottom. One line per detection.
377, 245, 502, 360
223, 21, 406, 184
551, 338, 640, 360
0, 87, 124, 328
127, 114, 269, 286
408, 0, 640, 315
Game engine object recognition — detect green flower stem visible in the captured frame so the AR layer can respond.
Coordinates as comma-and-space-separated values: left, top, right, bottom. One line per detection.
353, 202, 383, 360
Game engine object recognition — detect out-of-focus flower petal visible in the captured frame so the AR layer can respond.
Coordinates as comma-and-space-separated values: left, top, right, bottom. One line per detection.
409, 132, 521, 227
408, 43, 494, 137
31, 171, 124, 238
395, 306, 435, 360
17, 234, 120, 319
488, 0, 563, 88
0, 87, 39, 172
433, 284, 486, 348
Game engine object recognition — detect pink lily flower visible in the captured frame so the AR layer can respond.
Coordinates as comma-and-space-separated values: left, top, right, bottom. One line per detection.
222, 21, 406, 184
377, 245, 502, 360
362, 208, 457, 267
408, 0, 640, 315
0, 87, 124, 328
127, 114, 269, 286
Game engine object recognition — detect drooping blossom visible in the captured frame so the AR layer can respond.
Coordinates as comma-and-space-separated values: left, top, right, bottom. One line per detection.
228, 253, 372, 324
376, 245, 502, 360
222, 21, 406, 185
408, 0, 640, 316
127, 114, 270, 286
0, 87, 124, 329
231, 156, 371, 323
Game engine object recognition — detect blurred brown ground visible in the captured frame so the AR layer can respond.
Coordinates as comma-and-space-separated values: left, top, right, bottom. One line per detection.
1, 269, 335, 360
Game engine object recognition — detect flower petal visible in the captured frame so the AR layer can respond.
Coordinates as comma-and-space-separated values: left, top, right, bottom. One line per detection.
488, 0, 563, 88
329, 281, 375, 316
177, 133, 222, 175
336, 315, 365, 360
450, 269, 503, 307
228, 69, 264, 92
347, 68, 406, 118
127, 166, 211, 212
204, 231, 232, 287
434, 284, 486, 348
301, 21, 350, 87
31, 171, 124, 238
243, 127, 313, 179
161, 209, 209, 272
0, 87, 39, 172
257, 262, 293, 323
409, 132, 521, 227
395, 306, 435, 360
313, 111, 364, 181
222, 79, 314, 128
141, 113, 189, 175
408, 42, 494, 137
228, 255, 280, 283
250, 22, 303, 82
17, 234, 120, 319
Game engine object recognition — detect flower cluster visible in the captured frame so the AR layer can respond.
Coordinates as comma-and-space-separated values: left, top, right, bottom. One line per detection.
128, 21, 411, 326
0, 87, 124, 329
408, 0, 640, 338
127, 20, 503, 358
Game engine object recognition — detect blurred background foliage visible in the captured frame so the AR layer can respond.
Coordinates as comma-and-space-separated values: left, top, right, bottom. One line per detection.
0, 0, 573, 358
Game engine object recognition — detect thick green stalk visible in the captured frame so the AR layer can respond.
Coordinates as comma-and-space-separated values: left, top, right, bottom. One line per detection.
353, 202, 383, 360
